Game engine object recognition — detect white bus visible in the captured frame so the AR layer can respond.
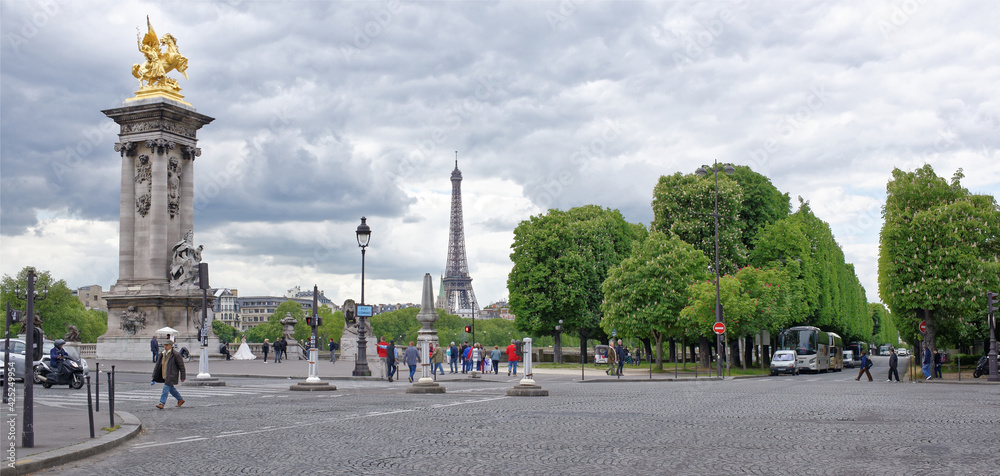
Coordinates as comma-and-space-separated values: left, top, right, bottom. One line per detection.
778, 326, 831, 373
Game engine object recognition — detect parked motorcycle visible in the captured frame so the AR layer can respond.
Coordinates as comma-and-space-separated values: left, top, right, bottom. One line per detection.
34, 347, 86, 389
972, 355, 994, 379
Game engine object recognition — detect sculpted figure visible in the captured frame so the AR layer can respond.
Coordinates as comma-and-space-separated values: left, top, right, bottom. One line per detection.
170, 230, 203, 287
131, 17, 189, 91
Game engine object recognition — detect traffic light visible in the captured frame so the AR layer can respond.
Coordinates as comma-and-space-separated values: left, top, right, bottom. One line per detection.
306, 316, 322, 327
988, 292, 999, 314
464, 326, 471, 333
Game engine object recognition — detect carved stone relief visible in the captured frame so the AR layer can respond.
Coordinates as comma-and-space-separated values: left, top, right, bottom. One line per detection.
146, 138, 175, 155
135, 154, 152, 217
120, 306, 147, 336
167, 156, 181, 219
115, 141, 136, 157
121, 120, 195, 138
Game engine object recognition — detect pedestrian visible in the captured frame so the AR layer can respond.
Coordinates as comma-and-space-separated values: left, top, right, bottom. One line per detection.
472, 343, 482, 373
329, 338, 338, 363
274, 337, 283, 363
386, 340, 397, 382
449, 342, 459, 374
507, 339, 519, 376
376, 336, 388, 379
280, 336, 289, 361
152, 340, 186, 409
491, 345, 501, 374
854, 350, 873, 382
605, 340, 617, 376
431, 343, 445, 378
460, 341, 470, 373
262, 339, 270, 363
219, 341, 231, 361
887, 347, 900, 382
482, 350, 492, 375
934, 349, 943, 379
150, 335, 159, 362
404, 341, 420, 383
922, 345, 932, 380
616, 339, 626, 377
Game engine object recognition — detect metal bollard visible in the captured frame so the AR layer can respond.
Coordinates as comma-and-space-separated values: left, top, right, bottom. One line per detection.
95, 362, 99, 412
86, 376, 95, 438
107, 367, 114, 429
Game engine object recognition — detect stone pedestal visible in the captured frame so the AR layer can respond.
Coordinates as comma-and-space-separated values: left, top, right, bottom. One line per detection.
407, 274, 445, 393
506, 337, 547, 396
97, 96, 215, 360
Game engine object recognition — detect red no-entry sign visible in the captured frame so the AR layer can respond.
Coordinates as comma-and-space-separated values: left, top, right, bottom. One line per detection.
713, 322, 726, 335
919, 320, 927, 334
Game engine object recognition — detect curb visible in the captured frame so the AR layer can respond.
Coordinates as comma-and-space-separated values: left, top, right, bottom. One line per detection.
14, 411, 142, 476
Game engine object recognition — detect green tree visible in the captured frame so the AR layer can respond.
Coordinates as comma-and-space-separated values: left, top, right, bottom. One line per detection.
212, 320, 240, 344
600, 232, 709, 369
730, 165, 791, 253
652, 171, 746, 275
869, 302, 899, 347
1, 267, 107, 343
508, 205, 645, 363
878, 166, 1000, 349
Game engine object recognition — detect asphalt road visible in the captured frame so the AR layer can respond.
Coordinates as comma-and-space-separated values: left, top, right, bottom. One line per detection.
35, 358, 1000, 475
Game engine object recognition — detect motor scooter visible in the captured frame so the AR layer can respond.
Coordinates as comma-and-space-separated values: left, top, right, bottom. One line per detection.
34, 354, 85, 389
972, 355, 994, 378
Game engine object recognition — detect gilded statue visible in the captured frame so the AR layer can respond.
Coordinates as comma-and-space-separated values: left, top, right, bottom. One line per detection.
131, 17, 189, 96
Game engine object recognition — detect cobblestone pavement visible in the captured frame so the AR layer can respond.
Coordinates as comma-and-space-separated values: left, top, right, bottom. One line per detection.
41, 370, 1000, 475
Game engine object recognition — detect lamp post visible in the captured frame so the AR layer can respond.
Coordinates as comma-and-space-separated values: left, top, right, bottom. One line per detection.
353, 217, 372, 377
695, 161, 735, 379
197, 263, 212, 379
15, 268, 48, 448
554, 319, 563, 364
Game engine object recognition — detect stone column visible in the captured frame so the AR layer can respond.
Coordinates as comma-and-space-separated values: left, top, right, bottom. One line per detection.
408, 273, 445, 394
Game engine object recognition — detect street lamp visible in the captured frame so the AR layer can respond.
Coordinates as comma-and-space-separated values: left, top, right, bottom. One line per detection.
353, 217, 372, 377
695, 161, 735, 378
14, 268, 48, 448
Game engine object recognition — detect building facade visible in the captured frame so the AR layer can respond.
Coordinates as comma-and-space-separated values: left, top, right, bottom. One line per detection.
73, 285, 109, 312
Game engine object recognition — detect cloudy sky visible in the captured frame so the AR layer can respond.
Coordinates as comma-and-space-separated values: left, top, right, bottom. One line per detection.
1, 0, 998, 310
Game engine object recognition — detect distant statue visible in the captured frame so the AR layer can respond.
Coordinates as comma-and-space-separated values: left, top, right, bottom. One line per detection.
64, 325, 81, 342
170, 229, 203, 288
131, 16, 189, 92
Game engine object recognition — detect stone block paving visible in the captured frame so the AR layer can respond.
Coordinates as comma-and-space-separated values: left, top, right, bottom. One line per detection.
42, 373, 1000, 475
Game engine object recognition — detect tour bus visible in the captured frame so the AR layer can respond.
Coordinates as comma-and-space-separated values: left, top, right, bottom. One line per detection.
827, 332, 844, 371
847, 341, 867, 364
879, 344, 892, 356
778, 326, 831, 373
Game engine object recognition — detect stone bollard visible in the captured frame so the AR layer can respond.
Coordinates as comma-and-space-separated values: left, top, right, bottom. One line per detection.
507, 337, 548, 396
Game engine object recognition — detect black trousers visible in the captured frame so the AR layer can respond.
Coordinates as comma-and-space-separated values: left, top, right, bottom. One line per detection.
888, 367, 899, 381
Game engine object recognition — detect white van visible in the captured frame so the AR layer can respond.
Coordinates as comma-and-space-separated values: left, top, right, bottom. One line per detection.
770, 350, 798, 376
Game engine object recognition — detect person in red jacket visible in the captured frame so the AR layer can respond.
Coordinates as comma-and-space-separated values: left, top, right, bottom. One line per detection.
376, 336, 389, 380
507, 339, 519, 376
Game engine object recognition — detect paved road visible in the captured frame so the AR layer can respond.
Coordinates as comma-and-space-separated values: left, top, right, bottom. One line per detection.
35, 365, 999, 475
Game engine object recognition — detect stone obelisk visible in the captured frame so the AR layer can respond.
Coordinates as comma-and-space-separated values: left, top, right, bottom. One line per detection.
97, 19, 217, 359
407, 273, 445, 394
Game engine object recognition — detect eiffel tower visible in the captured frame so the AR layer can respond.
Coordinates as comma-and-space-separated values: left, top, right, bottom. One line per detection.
439, 155, 479, 318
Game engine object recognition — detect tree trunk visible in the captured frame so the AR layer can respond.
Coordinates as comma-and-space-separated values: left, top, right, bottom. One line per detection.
744, 335, 754, 369
669, 337, 676, 363
579, 329, 588, 366
553, 329, 563, 364
730, 336, 741, 368
699, 336, 711, 368
924, 308, 936, 353
641, 337, 652, 364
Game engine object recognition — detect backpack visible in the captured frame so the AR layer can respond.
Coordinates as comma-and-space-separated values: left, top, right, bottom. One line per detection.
865, 358, 873, 370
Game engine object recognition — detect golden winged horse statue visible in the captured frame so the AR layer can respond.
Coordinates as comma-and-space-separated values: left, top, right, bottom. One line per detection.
132, 17, 189, 92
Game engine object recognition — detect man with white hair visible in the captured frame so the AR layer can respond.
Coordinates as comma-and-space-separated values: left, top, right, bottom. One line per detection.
152, 340, 186, 409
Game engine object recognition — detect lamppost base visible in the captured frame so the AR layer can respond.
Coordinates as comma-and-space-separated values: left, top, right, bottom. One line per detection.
352, 366, 371, 377
506, 383, 548, 397
406, 381, 445, 394
184, 377, 225, 387
290, 381, 337, 391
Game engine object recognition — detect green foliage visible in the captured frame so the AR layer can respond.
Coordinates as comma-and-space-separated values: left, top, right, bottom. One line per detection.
730, 165, 791, 252
1, 267, 107, 343
869, 303, 899, 347
681, 265, 799, 340
212, 320, 240, 344
508, 205, 645, 344
878, 165, 1000, 348
368, 307, 520, 348
651, 171, 746, 275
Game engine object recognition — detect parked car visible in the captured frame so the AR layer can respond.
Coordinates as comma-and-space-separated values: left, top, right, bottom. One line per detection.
843, 350, 855, 368
897, 348, 909, 356
770, 350, 799, 376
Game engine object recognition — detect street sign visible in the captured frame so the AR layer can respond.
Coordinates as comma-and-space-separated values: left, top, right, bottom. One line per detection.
919, 320, 927, 334
713, 322, 726, 335
356, 305, 373, 317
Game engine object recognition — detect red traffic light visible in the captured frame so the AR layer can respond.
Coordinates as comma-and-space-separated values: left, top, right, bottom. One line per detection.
464, 326, 471, 333
988, 292, 999, 314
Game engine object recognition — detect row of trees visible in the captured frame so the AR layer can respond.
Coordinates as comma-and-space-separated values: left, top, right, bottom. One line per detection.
878, 165, 1000, 352
509, 166, 882, 369
1, 267, 108, 343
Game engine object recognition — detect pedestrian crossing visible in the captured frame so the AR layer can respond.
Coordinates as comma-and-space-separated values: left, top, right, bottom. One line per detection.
31, 385, 287, 408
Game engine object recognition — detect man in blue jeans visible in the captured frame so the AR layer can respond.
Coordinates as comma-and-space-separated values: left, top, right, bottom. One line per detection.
923, 345, 933, 380
152, 340, 186, 409
404, 341, 420, 383
150, 336, 159, 362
